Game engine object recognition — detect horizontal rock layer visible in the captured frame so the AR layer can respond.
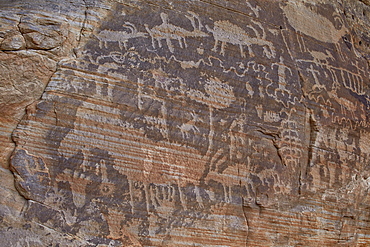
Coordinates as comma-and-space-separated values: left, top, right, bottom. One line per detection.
1, 0, 370, 246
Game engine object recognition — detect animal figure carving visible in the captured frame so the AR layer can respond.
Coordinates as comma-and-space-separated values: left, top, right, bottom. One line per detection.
206, 20, 275, 58
178, 111, 202, 139
96, 22, 147, 50
145, 12, 208, 53
328, 83, 358, 120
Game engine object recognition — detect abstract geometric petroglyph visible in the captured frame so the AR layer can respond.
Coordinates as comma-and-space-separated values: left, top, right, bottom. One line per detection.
1, 0, 370, 246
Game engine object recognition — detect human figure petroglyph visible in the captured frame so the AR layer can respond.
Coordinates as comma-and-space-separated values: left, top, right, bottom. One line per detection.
272, 56, 292, 97
298, 60, 366, 105
245, 81, 254, 97
266, 56, 293, 105
229, 114, 247, 161
206, 20, 275, 58
145, 12, 208, 53
96, 22, 147, 50
307, 64, 326, 91
143, 149, 154, 179
307, 56, 366, 96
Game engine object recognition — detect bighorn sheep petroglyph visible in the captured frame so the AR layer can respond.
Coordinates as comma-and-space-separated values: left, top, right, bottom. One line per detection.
145, 12, 208, 53
206, 20, 276, 58
96, 22, 147, 50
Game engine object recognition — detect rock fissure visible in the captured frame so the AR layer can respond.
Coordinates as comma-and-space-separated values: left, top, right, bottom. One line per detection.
78, 0, 89, 45
307, 111, 319, 167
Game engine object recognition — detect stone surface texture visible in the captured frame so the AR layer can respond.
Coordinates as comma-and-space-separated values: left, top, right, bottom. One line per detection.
1, 0, 370, 246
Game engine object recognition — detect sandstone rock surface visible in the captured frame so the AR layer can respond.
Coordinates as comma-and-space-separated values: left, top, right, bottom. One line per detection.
1, 0, 370, 246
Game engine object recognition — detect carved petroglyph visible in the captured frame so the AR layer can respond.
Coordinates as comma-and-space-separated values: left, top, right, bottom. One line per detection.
359, 131, 370, 156
178, 111, 202, 139
264, 111, 281, 123
96, 50, 142, 68
55, 148, 113, 209
245, 81, 255, 97
255, 105, 263, 119
306, 64, 326, 91
96, 22, 147, 50
187, 76, 235, 110
8, 1, 370, 246
187, 77, 235, 171
270, 56, 293, 97
246, 1, 261, 17
282, 1, 353, 70
299, 43, 366, 93
145, 12, 208, 53
328, 83, 358, 120
151, 69, 185, 93
320, 63, 365, 96
104, 208, 143, 246
276, 109, 302, 167
143, 149, 154, 179
282, 2, 347, 44
266, 57, 296, 107
204, 77, 236, 109
309, 49, 334, 65
137, 76, 171, 140
206, 20, 275, 58
229, 114, 247, 161
339, 68, 366, 95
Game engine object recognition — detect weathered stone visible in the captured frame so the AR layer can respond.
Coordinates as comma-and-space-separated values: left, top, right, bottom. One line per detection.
0, 31, 26, 51
1, 0, 370, 246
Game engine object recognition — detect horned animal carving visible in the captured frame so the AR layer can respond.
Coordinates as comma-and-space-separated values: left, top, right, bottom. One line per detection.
206, 20, 275, 58
96, 22, 147, 50
328, 83, 358, 120
145, 12, 208, 53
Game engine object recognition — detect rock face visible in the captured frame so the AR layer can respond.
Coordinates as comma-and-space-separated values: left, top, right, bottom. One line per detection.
1, 0, 370, 246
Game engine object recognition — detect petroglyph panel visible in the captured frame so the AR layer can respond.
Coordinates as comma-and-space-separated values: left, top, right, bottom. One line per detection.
5, 0, 370, 246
